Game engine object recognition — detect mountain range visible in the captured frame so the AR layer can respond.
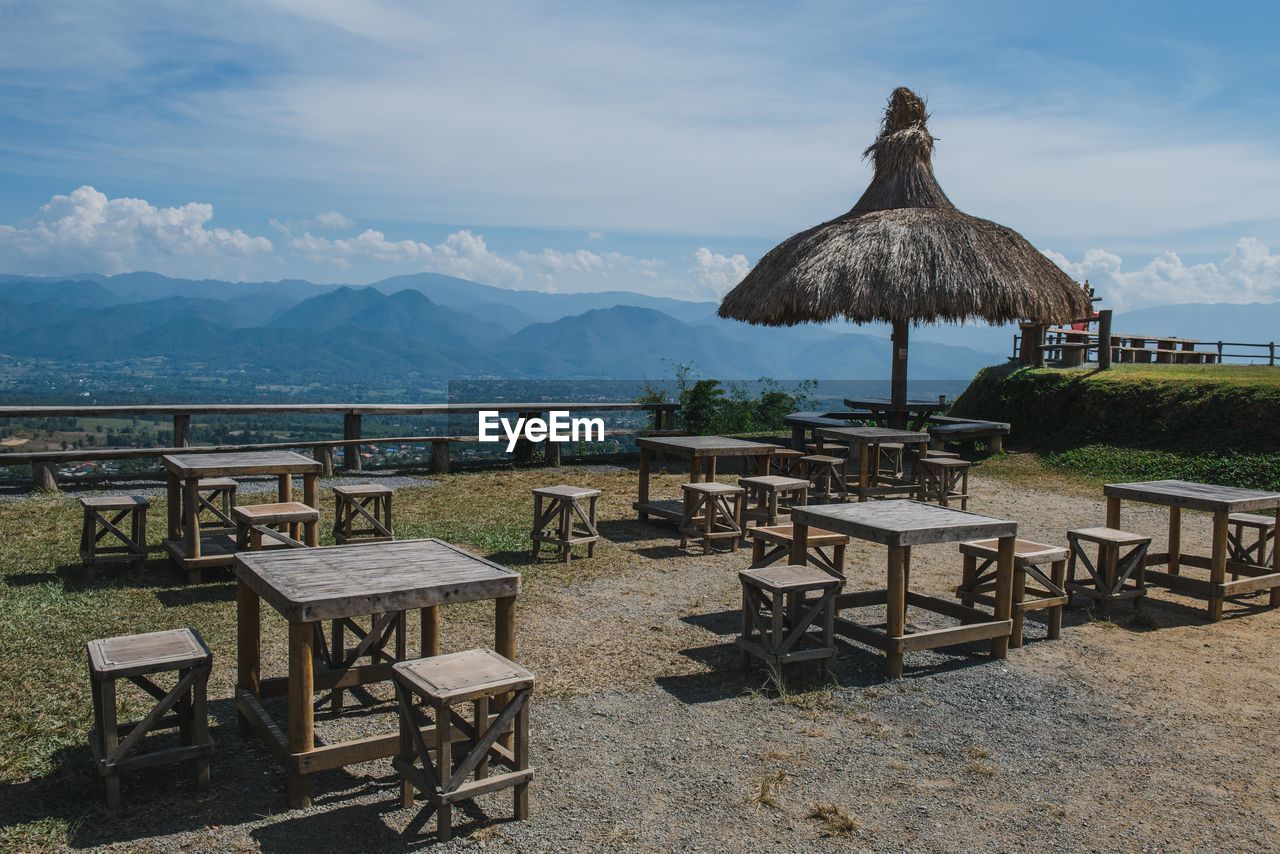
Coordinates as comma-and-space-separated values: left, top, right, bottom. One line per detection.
0, 271, 1008, 383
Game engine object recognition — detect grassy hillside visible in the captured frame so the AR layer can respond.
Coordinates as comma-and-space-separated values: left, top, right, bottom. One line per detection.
951, 363, 1280, 489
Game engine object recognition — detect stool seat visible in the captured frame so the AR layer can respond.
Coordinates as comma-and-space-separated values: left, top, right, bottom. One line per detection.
196, 477, 238, 490
1229, 512, 1276, 530
801, 454, 845, 466
919, 457, 970, 469
88, 628, 212, 679
1070, 527, 1151, 547
741, 563, 841, 594
333, 483, 393, 498
233, 502, 319, 524
738, 475, 809, 490
394, 649, 534, 703
532, 484, 601, 500
960, 538, 1070, 566
750, 523, 848, 548
80, 495, 150, 511
683, 481, 745, 496
924, 450, 961, 459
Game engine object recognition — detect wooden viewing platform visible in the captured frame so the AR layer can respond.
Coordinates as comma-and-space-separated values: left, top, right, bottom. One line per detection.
0, 400, 680, 490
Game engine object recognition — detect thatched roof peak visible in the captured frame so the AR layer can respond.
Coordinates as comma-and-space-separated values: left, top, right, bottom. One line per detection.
717, 86, 1092, 327
853, 87, 953, 213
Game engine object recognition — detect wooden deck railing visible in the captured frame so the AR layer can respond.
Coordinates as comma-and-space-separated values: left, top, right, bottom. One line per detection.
1013, 311, 1279, 368
0, 401, 680, 490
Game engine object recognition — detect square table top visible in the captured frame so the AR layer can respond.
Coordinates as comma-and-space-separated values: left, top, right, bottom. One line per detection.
791, 499, 1016, 547
163, 450, 321, 478
234, 538, 520, 622
843, 398, 947, 412
1104, 479, 1280, 513
634, 435, 777, 457
816, 426, 929, 446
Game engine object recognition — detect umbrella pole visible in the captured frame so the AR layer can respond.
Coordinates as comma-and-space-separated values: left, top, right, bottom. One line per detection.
890, 320, 909, 429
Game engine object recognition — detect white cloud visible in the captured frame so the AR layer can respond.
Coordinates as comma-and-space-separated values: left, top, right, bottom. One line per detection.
1045, 238, 1280, 311
514, 248, 662, 291
270, 210, 356, 236
0, 186, 273, 276
291, 228, 524, 285
689, 247, 750, 298
584, 231, 605, 242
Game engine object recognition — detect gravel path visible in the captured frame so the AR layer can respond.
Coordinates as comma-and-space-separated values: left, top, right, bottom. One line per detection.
25, 463, 1280, 851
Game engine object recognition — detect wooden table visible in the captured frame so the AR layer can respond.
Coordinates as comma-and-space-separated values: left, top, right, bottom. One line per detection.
633, 436, 776, 523
162, 451, 322, 582
816, 426, 929, 502
234, 538, 520, 808
790, 500, 1017, 679
843, 398, 948, 431
1104, 480, 1280, 620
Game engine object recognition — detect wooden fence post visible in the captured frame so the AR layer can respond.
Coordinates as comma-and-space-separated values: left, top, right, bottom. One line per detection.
1097, 310, 1113, 370
314, 446, 334, 477
32, 462, 58, 491
342, 413, 362, 471
173, 413, 191, 447
429, 441, 451, 475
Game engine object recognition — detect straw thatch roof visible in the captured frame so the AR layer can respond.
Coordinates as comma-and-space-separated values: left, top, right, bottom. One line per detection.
718, 87, 1091, 327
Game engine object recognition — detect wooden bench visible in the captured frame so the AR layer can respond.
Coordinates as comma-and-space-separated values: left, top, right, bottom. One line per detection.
87, 628, 212, 808
1067, 527, 1151, 614
926, 420, 1010, 454
748, 524, 848, 577
737, 564, 839, 679
958, 538, 1069, 648
738, 475, 809, 527
80, 495, 149, 577
332, 484, 394, 544
393, 649, 533, 843
916, 458, 971, 510
531, 485, 601, 562
679, 482, 745, 553
233, 502, 320, 551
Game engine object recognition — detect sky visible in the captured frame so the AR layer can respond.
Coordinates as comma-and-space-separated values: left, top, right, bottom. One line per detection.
0, 0, 1278, 310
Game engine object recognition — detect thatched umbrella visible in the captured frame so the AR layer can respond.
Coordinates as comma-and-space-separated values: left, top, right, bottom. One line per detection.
719, 86, 1091, 426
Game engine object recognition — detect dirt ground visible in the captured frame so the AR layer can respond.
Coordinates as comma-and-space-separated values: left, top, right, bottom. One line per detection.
3, 458, 1279, 852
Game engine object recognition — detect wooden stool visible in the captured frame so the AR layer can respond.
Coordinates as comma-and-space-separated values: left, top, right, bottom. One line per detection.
79, 495, 149, 578
1228, 512, 1275, 568
679, 482, 745, 553
196, 477, 238, 529
333, 484, 394, 544
805, 441, 848, 458
769, 448, 806, 477
738, 564, 839, 677
958, 538, 1069, 648
923, 449, 961, 459
801, 454, 847, 503
877, 442, 905, 478
1067, 527, 1151, 613
87, 628, 212, 808
393, 649, 533, 843
748, 524, 848, 578
738, 475, 809, 527
233, 502, 319, 551
917, 458, 971, 509
531, 485, 601, 562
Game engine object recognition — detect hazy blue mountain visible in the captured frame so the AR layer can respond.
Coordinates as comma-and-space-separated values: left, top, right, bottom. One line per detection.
1113, 302, 1280, 346
373, 272, 722, 324
0, 278, 118, 308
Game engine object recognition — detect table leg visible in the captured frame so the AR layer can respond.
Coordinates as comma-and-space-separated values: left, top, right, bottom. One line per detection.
991, 536, 1014, 659
1209, 511, 1228, 621
287, 621, 315, 808
637, 448, 651, 520
886, 546, 907, 679
236, 580, 261, 735
278, 473, 293, 503
857, 444, 871, 502
789, 522, 809, 567
689, 453, 701, 485
166, 470, 181, 541
704, 456, 717, 481
1168, 507, 1181, 576
1272, 507, 1280, 608
183, 477, 202, 568
303, 473, 319, 546
1106, 496, 1121, 529
420, 606, 441, 657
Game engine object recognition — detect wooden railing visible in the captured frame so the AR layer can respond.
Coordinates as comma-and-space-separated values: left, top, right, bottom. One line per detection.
1013, 311, 1279, 368
0, 401, 680, 490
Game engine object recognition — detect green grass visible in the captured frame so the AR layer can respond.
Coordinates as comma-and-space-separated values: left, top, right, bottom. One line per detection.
1042, 445, 1280, 491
